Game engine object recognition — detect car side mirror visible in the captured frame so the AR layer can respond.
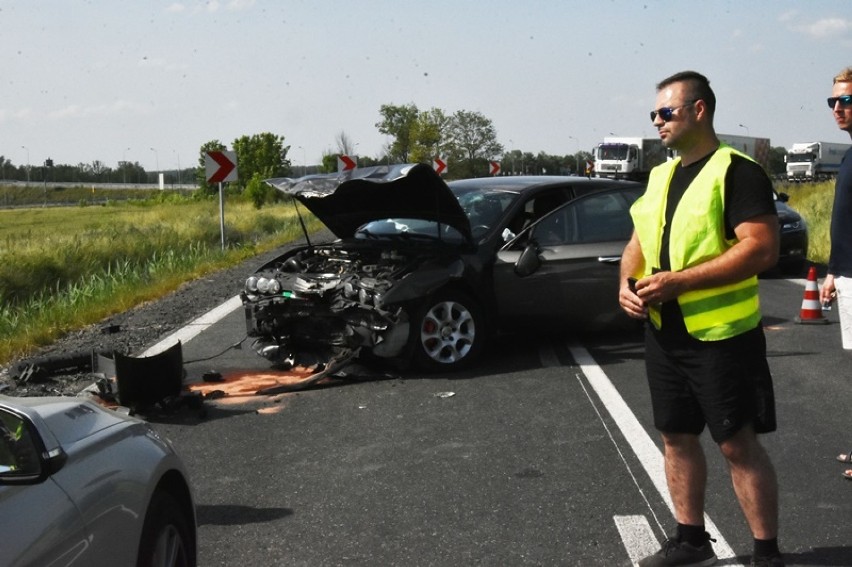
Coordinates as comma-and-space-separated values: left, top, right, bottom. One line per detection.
0, 407, 66, 485
777, 192, 790, 202
514, 242, 541, 277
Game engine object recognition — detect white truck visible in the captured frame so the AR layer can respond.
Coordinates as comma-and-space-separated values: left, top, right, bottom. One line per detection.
785, 141, 851, 181
716, 133, 771, 170
665, 133, 772, 169
592, 137, 667, 181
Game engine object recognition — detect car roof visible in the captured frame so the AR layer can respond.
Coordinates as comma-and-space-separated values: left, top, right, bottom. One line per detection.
447, 175, 644, 195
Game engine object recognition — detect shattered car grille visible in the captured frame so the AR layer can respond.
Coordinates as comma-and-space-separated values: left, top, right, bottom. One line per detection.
241, 244, 419, 366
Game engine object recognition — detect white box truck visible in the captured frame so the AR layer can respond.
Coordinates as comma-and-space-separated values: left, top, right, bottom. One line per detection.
785, 141, 851, 181
666, 133, 772, 170
592, 137, 668, 181
716, 134, 771, 170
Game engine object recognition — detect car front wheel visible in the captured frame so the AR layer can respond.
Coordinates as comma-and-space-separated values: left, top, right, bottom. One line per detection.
411, 290, 486, 371
137, 491, 196, 567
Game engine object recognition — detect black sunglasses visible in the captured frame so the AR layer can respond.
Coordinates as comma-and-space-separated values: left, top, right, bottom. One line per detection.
650, 100, 698, 122
827, 95, 852, 108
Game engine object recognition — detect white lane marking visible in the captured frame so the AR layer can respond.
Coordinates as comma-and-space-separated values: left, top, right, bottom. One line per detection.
573, 369, 667, 535
567, 344, 741, 565
614, 515, 659, 566
139, 295, 243, 357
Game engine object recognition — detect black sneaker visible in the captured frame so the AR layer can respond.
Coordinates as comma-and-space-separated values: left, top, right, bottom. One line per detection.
751, 554, 784, 567
638, 535, 717, 567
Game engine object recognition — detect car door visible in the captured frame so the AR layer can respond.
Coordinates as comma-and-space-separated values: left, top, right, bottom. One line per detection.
492, 187, 640, 330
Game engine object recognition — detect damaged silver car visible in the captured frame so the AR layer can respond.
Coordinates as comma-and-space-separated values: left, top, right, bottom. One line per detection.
241, 164, 643, 372
0, 394, 197, 566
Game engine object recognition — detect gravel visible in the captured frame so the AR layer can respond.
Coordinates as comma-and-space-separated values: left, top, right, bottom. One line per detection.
0, 232, 332, 397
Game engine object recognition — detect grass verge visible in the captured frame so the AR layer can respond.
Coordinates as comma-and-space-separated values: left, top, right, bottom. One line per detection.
0, 195, 319, 365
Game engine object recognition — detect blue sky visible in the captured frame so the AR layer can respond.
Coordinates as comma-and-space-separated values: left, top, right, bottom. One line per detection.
2, 0, 851, 172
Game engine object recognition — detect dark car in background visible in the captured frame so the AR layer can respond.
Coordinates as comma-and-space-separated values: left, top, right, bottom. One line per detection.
774, 190, 809, 275
240, 164, 643, 372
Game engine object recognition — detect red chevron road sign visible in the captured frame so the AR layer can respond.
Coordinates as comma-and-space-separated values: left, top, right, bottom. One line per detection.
205, 151, 238, 183
337, 155, 357, 172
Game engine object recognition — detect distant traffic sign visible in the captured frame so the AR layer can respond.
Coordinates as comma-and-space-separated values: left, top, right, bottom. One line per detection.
338, 155, 357, 172
205, 151, 238, 183
489, 161, 501, 176
433, 157, 447, 175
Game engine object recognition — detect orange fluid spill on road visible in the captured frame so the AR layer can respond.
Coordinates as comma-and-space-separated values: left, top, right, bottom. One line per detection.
188, 369, 316, 398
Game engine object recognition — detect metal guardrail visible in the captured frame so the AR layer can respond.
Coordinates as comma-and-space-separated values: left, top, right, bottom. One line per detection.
0, 180, 199, 190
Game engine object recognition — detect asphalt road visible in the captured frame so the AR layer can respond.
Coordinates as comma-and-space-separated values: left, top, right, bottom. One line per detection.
148, 275, 852, 567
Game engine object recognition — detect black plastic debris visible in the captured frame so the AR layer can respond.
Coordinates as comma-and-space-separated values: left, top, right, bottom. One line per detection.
95, 342, 184, 409
13, 351, 108, 384
202, 371, 224, 383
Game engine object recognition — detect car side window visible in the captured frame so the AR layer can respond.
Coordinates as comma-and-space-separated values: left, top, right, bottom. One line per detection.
574, 192, 635, 243
0, 409, 40, 476
533, 190, 636, 245
533, 207, 573, 245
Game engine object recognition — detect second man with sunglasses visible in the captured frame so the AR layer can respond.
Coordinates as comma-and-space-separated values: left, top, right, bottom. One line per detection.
819, 68, 852, 355
818, 67, 852, 479
619, 71, 784, 567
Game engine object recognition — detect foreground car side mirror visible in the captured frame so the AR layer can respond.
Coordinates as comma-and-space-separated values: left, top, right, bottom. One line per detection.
0, 407, 66, 485
514, 242, 542, 277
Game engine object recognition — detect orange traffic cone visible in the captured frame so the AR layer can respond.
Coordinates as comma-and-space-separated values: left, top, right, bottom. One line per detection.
795, 266, 829, 324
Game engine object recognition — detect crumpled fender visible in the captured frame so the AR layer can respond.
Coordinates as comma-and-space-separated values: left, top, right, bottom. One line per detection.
379, 259, 465, 306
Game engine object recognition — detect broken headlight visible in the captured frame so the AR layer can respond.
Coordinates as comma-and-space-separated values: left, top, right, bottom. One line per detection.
245, 275, 282, 296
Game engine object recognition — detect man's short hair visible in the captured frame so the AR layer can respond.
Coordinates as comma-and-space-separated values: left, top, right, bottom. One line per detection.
834, 67, 852, 84
656, 70, 716, 118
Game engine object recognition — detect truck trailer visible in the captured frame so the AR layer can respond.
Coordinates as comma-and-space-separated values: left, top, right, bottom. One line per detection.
715, 134, 771, 170
592, 137, 667, 181
664, 133, 771, 169
785, 141, 851, 181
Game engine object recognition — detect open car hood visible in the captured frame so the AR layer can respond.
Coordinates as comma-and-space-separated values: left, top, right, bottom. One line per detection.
266, 163, 472, 241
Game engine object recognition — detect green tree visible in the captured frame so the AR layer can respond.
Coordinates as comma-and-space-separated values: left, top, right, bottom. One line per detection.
446, 110, 503, 178
768, 146, 787, 177
376, 103, 420, 162
244, 172, 273, 209
231, 132, 291, 190
320, 152, 338, 174
410, 108, 450, 164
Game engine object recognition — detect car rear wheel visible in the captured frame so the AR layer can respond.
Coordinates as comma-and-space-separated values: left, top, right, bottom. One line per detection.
411, 290, 486, 371
137, 491, 195, 567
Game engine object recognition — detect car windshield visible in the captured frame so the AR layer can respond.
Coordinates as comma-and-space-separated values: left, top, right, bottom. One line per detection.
597, 144, 629, 160
355, 218, 466, 242
787, 153, 813, 163
354, 185, 520, 242
449, 185, 518, 233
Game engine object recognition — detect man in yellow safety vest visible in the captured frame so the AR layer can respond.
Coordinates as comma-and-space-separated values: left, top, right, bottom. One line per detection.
619, 71, 783, 567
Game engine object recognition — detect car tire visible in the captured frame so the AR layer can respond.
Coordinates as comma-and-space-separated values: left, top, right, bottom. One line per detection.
410, 289, 486, 371
137, 490, 196, 567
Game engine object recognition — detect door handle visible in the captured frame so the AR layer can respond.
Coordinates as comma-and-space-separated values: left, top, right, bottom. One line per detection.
597, 256, 622, 263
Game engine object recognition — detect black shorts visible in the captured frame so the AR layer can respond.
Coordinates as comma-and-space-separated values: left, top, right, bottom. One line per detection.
644, 324, 776, 443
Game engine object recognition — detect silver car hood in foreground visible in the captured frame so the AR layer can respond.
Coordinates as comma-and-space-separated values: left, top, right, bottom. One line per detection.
2, 395, 133, 447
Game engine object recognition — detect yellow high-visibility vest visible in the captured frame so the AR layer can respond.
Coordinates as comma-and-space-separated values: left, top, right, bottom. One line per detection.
630, 145, 761, 340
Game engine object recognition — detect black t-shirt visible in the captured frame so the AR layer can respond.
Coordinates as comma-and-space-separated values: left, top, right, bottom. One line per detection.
657, 150, 776, 338
828, 147, 852, 277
